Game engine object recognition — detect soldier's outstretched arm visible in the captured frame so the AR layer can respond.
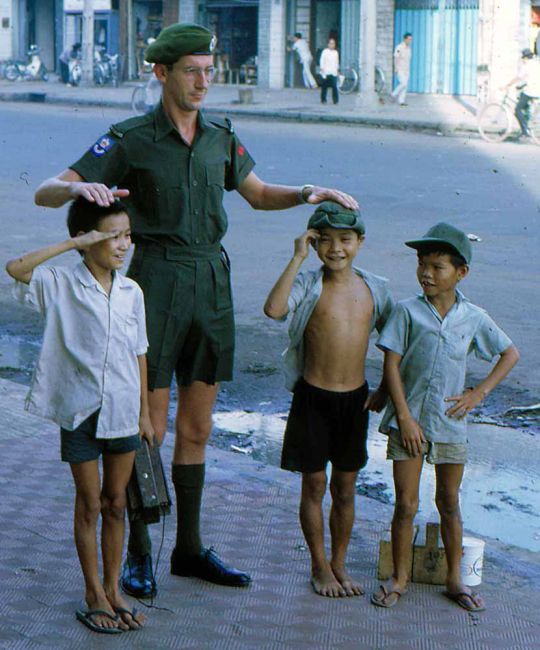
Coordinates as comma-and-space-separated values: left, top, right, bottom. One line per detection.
238, 171, 358, 211
35, 169, 129, 209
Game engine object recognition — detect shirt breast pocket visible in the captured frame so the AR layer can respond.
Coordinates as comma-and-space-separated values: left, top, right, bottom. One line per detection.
446, 331, 472, 360
116, 314, 139, 352
206, 163, 225, 187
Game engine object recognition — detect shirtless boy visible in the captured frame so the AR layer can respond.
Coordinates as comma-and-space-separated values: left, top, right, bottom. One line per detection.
264, 201, 394, 597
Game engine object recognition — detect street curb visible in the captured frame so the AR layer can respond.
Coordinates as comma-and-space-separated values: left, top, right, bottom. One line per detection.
0, 91, 477, 136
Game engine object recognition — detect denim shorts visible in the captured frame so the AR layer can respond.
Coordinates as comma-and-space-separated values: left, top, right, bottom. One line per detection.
386, 428, 468, 465
60, 410, 141, 464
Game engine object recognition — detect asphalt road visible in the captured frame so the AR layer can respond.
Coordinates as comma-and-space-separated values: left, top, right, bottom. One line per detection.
0, 103, 539, 417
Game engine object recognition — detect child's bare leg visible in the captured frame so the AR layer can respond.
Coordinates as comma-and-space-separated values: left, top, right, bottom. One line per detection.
435, 463, 485, 611
70, 461, 123, 631
300, 471, 345, 597
101, 451, 145, 629
372, 456, 422, 607
329, 468, 363, 596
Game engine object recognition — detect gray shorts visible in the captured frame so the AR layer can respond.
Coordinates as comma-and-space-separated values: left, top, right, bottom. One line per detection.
60, 410, 140, 464
386, 428, 467, 465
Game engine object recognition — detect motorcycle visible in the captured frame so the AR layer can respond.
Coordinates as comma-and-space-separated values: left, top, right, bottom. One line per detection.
4, 45, 48, 82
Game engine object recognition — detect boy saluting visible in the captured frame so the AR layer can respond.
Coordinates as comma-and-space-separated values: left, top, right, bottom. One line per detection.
265, 202, 394, 597
371, 223, 519, 612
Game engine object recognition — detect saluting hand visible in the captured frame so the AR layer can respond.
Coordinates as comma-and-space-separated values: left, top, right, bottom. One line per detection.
306, 186, 359, 210
69, 181, 129, 207
72, 229, 119, 250
293, 229, 320, 260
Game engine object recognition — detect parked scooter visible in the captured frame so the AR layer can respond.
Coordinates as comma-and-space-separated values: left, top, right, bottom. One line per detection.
70, 47, 120, 87
4, 45, 48, 82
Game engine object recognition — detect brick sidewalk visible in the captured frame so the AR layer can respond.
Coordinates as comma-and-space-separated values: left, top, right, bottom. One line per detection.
0, 377, 539, 649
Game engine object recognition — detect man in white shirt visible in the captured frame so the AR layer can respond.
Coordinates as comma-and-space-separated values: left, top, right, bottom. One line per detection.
291, 33, 317, 89
391, 33, 412, 106
504, 48, 540, 139
319, 38, 340, 105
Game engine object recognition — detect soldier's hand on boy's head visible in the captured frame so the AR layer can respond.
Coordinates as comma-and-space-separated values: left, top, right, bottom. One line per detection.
398, 416, 426, 457
294, 229, 320, 260
363, 388, 387, 413
306, 186, 359, 211
72, 229, 119, 250
444, 387, 483, 420
69, 181, 130, 207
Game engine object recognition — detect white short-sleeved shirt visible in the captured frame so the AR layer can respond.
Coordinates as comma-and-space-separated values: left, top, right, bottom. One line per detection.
320, 49, 339, 78
377, 291, 513, 444
292, 39, 312, 63
15, 262, 148, 439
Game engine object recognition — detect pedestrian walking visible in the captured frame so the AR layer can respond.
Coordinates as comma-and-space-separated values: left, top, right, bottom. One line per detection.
290, 33, 317, 89
34, 22, 358, 600
319, 38, 340, 105
391, 33, 412, 106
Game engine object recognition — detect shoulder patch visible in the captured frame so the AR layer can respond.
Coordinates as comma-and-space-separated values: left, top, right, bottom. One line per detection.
208, 116, 234, 134
90, 134, 116, 157
110, 113, 153, 139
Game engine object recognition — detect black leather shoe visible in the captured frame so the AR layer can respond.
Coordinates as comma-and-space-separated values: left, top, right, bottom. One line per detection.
171, 547, 251, 587
121, 553, 157, 598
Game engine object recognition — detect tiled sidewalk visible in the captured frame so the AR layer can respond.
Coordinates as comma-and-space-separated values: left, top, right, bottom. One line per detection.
0, 377, 538, 649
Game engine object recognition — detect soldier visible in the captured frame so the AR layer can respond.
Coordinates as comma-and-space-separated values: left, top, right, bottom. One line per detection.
35, 22, 358, 598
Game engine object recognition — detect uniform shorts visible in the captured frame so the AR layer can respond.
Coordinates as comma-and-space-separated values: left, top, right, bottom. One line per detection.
386, 428, 468, 465
281, 378, 369, 474
60, 411, 141, 464
127, 244, 235, 390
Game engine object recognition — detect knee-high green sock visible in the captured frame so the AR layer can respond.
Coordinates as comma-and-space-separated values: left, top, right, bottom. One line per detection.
128, 519, 152, 557
172, 463, 205, 556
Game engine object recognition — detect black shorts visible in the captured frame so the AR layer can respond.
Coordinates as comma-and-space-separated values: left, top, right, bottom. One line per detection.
281, 379, 369, 474
60, 411, 141, 464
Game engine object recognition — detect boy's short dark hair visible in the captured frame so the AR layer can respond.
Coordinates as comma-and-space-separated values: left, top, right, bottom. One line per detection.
416, 244, 467, 269
67, 197, 129, 238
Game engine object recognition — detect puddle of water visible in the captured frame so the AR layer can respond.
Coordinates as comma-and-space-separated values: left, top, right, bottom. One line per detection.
0, 334, 40, 371
213, 410, 540, 553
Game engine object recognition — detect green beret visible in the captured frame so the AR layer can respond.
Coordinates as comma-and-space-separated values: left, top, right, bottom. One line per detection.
145, 23, 216, 64
308, 201, 365, 235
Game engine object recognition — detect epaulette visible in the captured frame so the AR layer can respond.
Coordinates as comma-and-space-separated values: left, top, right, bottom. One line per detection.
109, 113, 153, 139
207, 116, 234, 134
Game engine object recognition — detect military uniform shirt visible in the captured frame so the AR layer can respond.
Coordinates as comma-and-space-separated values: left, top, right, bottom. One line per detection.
377, 291, 513, 444
70, 102, 256, 246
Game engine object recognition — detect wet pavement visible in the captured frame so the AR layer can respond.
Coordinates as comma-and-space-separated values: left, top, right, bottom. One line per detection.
1, 375, 539, 649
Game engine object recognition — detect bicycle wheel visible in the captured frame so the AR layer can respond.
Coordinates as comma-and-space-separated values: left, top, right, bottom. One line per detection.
477, 103, 512, 143
528, 103, 540, 146
375, 66, 386, 95
338, 66, 358, 95
131, 85, 148, 114
5, 63, 19, 81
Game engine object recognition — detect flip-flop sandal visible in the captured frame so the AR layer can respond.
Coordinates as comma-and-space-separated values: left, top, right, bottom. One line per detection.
75, 608, 123, 634
370, 584, 406, 608
114, 606, 144, 630
444, 591, 486, 612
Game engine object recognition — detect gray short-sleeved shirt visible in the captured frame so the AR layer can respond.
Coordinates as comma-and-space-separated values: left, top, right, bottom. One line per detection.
377, 291, 513, 443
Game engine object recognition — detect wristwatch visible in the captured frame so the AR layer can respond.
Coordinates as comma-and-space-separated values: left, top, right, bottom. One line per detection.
299, 184, 314, 204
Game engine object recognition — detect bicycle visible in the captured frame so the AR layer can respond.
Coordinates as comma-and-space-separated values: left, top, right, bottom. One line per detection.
477, 92, 540, 144
338, 64, 386, 96
131, 76, 161, 114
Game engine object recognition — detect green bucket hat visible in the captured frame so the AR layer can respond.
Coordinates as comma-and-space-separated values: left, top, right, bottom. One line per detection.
145, 23, 216, 64
405, 222, 472, 264
307, 201, 365, 235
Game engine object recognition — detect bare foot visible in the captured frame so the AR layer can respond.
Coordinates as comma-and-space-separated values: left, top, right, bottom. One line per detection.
310, 565, 346, 598
331, 565, 365, 597
370, 580, 407, 608
84, 590, 125, 632
105, 589, 146, 630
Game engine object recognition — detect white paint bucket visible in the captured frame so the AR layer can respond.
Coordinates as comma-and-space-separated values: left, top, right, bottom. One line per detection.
461, 537, 485, 586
